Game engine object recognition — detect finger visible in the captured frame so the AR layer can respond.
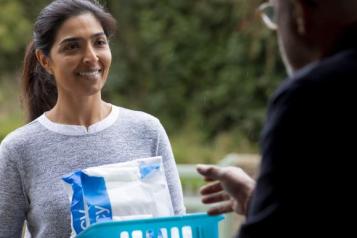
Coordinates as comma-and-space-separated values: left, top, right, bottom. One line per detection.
207, 201, 234, 215
200, 181, 223, 195
196, 164, 222, 181
202, 191, 231, 204
204, 177, 216, 182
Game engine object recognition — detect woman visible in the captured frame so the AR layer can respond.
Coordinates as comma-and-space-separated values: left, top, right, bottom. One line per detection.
0, 0, 185, 237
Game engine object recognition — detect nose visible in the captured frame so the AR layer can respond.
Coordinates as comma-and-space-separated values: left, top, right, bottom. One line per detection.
83, 44, 98, 64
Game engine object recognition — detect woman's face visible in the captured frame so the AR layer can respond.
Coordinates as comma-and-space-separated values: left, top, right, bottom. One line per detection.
43, 13, 112, 98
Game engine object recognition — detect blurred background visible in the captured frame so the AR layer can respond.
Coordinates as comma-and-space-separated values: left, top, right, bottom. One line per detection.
0, 0, 286, 160
1, 0, 285, 236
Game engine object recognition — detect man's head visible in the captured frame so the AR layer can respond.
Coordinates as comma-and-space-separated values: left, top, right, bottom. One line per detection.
270, 0, 357, 75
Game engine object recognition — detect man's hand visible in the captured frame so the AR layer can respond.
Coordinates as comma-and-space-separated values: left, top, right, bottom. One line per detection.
196, 164, 256, 216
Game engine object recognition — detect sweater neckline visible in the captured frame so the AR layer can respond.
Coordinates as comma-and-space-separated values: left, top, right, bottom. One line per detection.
37, 105, 119, 135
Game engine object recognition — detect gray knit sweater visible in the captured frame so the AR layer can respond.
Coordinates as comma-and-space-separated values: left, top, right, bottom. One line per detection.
0, 105, 185, 238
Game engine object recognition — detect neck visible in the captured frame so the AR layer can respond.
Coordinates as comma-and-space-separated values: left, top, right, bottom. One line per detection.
47, 93, 111, 127
290, 22, 357, 73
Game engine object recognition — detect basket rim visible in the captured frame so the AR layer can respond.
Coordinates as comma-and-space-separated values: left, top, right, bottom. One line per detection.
76, 213, 224, 237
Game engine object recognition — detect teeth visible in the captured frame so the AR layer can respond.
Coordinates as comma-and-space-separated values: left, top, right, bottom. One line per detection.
78, 70, 101, 76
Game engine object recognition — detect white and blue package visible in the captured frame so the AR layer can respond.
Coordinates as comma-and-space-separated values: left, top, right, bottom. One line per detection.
62, 156, 174, 237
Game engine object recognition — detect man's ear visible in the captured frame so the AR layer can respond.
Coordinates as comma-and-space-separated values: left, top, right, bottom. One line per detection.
35, 49, 53, 75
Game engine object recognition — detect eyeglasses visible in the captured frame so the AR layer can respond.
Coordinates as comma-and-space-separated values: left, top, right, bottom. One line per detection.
257, 2, 277, 30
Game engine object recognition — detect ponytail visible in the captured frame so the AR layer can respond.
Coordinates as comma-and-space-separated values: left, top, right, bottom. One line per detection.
21, 40, 57, 122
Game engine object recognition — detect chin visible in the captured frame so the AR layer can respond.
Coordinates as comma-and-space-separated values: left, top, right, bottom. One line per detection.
78, 85, 103, 97
84, 79, 106, 95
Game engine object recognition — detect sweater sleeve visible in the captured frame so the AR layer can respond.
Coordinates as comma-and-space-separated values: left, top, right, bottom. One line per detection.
0, 142, 27, 238
154, 120, 186, 215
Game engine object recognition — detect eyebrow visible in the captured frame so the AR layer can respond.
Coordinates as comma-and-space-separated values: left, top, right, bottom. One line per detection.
59, 32, 106, 45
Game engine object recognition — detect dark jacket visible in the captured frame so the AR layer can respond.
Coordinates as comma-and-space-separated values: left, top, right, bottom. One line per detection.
238, 26, 357, 237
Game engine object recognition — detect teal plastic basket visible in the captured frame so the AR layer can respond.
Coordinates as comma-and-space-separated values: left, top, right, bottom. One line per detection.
76, 213, 224, 238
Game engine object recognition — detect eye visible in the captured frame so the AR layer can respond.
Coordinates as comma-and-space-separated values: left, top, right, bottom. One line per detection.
63, 42, 80, 51
94, 38, 108, 47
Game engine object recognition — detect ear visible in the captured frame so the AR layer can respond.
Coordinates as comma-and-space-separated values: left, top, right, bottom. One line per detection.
35, 49, 53, 75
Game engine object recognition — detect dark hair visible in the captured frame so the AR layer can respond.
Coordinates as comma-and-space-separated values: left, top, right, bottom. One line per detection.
21, 0, 116, 122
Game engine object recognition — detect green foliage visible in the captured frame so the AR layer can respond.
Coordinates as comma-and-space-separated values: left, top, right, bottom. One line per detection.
0, 0, 286, 161
105, 0, 285, 143
0, 0, 32, 71
0, 75, 24, 141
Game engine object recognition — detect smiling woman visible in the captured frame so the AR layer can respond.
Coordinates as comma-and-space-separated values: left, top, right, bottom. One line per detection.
0, 1, 185, 238
36, 13, 112, 102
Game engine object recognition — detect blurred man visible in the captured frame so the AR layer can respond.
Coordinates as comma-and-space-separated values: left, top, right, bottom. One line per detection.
197, 0, 357, 236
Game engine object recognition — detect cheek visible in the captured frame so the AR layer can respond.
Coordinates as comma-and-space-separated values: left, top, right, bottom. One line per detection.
51, 57, 77, 75
104, 50, 112, 69
100, 51, 112, 79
